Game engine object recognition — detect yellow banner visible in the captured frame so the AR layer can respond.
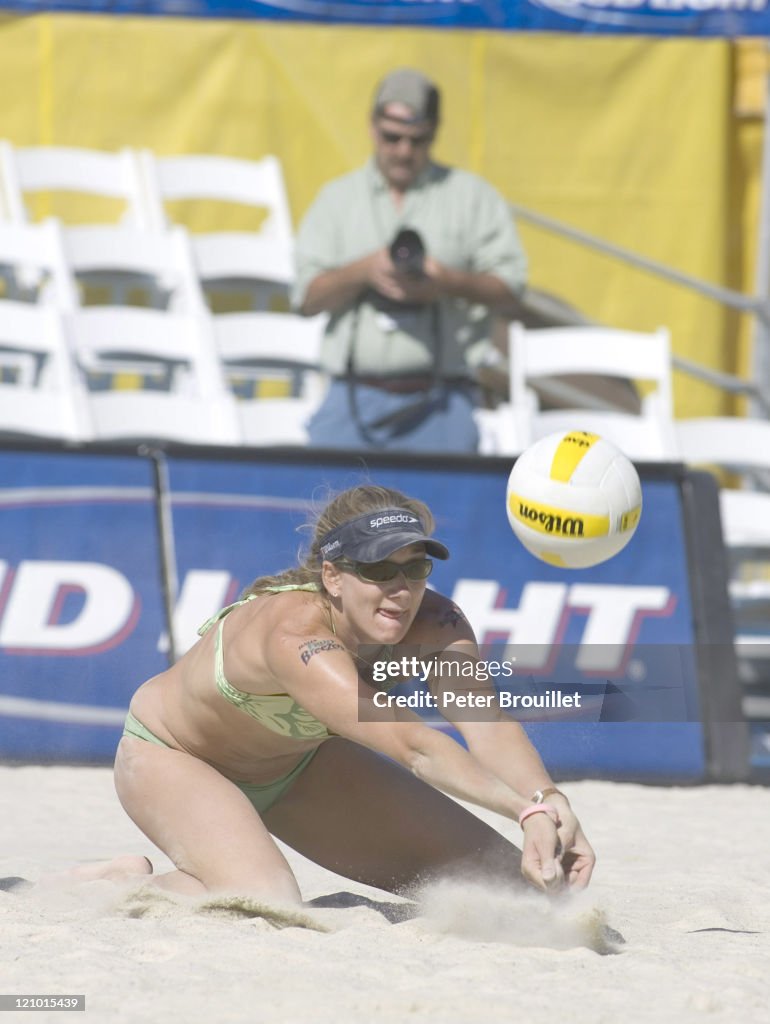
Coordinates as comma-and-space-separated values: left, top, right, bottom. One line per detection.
0, 16, 755, 417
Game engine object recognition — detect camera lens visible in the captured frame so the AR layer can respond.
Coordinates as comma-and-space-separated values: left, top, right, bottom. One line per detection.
390, 228, 426, 276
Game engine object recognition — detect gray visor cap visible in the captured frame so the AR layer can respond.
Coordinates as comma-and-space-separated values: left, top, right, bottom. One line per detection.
319, 508, 450, 563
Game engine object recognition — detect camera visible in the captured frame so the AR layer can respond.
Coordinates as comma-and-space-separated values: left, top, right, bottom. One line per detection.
390, 228, 426, 277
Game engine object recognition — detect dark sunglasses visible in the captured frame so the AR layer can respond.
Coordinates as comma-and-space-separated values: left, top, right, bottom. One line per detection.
378, 129, 433, 148
338, 557, 434, 583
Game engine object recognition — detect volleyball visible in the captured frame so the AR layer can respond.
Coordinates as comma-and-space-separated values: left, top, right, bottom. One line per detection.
506, 430, 643, 569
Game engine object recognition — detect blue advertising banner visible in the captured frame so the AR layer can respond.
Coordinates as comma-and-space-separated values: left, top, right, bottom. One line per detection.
0, 0, 767, 37
0, 446, 713, 778
0, 451, 167, 761
166, 454, 706, 780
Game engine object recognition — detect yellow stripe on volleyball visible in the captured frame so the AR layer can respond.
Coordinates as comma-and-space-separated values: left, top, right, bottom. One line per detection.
549, 431, 601, 483
539, 551, 569, 567
508, 492, 610, 539
621, 505, 642, 532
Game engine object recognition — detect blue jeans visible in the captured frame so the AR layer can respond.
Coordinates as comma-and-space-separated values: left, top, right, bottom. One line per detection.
307, 378, 480, 454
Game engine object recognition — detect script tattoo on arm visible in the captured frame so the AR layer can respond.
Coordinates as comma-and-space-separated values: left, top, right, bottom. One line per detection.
298, 638, 346, 666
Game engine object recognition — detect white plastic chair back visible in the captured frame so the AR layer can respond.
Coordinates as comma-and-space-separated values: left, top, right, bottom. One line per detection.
61, 224, 206, 312
472, 406, 527, 457
0, 141, 149, 226
0, 219, 78, 307
509, 322, 677, 460
675, 417, 770, 474
719, 490, 770, 549
212, 311, 326, 444
140, 151, 292, 239
66, 306, 239, 445
0, 299, 91, 441
676, 415, 770, 547
676, 415, 770, 681
139, 151, 294, 305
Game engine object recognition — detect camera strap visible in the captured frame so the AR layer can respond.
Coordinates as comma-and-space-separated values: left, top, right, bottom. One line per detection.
344, 188, 443, 441
345, 302, 442, 442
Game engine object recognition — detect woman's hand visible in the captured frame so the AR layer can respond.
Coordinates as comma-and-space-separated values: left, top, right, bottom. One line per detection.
549, 796, 596, 889
520, 799, 596, 891
559, 822, 596, 889
520, 814, 564, 892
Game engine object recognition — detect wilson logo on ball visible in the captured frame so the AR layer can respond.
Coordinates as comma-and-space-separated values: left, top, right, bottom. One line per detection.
509, 494, 610, 539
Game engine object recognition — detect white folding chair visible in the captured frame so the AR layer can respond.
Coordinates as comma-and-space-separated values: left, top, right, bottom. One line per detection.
0, 142, 194, 308
675, 416, 770, 546
505, 322, 678, 460
212, 311, 326, 445
60, 223, 206, 313
139, 151, 294, 308
676, 415, 770, 693
66, 306, 239, 445
0, 299, 91, 441
675, 417, 770, 477
0, 219, 77, 307
719, 490, 770, 548
473, 405, 522, 457
0, 141, 149, 227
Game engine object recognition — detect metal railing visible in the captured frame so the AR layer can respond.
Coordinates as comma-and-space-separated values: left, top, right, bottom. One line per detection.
510, 202, 770, 417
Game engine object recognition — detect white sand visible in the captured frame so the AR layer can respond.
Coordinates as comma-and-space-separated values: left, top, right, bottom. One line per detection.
1, 765, 768, 1024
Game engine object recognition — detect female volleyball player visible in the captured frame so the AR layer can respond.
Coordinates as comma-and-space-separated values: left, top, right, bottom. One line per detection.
104, 484, 594, 904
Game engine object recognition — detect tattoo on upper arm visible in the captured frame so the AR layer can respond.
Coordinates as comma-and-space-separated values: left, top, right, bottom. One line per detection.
437, 603, 468, 630
298, 639, 346, 665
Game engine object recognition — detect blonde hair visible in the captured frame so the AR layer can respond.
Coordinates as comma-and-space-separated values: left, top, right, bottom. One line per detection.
242, 484, 436, 597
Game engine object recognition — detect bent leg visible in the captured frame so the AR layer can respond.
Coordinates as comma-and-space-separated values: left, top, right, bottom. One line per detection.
114, 736, 301, 904
263, 738, 522, 896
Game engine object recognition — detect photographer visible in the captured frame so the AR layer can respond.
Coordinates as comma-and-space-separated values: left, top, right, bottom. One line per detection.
293, 67, 527, 453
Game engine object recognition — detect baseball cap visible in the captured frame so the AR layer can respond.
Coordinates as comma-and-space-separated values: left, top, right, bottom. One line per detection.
319, 507, 450, 563
372, 68, 441, 125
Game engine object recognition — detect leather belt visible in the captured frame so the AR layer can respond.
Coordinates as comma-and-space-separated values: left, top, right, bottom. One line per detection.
339, 375, 472, 395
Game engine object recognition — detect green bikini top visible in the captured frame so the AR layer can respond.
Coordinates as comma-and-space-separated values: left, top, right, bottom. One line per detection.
197, 583, 332, 741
